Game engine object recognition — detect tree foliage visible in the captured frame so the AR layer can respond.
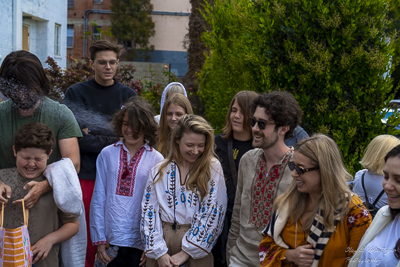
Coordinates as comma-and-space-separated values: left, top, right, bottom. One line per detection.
182, 0, 211, 115
110, 0, 155, 59
199, 0, 398, 174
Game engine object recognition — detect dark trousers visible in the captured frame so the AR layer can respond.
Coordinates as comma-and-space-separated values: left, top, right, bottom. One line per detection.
108, 247, 143, 267
212, 210, 231, 267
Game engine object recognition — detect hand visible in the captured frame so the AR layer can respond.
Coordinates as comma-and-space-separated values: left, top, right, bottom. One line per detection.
13, 180, 51, 209
0, 180, 11, 204
96, 244, 111, 265
170, 250, 189, 266
285, 244, 315, 267
32, 235, 55, 264
157, 253, 173, 267
82, 127, 89, 135
139, 251, 147, 266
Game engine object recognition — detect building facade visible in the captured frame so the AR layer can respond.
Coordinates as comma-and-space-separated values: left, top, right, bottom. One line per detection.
0, 0, 68, 67
67, 0, 190, 77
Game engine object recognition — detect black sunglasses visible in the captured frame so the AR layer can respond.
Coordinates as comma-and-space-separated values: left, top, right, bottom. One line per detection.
288, 161, 319, 175
249, 117, 273, 130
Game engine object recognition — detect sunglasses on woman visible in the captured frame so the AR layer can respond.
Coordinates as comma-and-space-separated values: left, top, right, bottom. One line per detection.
288, 161, 319, 175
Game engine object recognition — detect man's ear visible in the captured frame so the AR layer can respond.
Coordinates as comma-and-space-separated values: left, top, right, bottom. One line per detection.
48, 149, 53, 158
13, 145, 16, 157
280, 125, 290, 136
90, 60, 94, 70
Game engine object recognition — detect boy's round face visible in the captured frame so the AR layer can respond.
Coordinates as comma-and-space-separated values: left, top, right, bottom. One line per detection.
14, 147, 49, 179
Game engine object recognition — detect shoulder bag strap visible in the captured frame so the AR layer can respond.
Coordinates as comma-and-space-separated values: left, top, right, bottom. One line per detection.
372, 190, 385, 206
361, 173, 371, 206
227, 139, 238, 188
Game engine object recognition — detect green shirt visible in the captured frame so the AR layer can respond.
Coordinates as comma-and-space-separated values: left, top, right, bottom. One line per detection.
0, 97, 82, 169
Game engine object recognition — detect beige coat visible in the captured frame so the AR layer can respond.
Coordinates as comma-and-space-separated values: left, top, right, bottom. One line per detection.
226, 148, 293, 267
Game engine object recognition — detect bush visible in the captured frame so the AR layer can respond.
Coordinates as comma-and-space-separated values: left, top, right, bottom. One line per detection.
200, 0, 398, 174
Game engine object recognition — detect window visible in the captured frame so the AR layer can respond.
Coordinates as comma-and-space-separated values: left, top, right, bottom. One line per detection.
54, 24, 61, 56
67, 25, 74, 48
92, 26, 101, 41
93, 0, 103, 3
68, 0, 74, 8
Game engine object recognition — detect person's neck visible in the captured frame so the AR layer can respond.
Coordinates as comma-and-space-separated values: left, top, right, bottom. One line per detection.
124, 140, 144, 159
95, 77, 115, 87
262, 141, 290, 165
18, 99, 41, 117
176, 160, 193, 171
307, 194, 320, 210
233, 130, 252, 141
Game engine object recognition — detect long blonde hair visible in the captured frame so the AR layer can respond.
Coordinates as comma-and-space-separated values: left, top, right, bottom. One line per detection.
154, 114, 215, 199
274, 134, 353, 231
156, 94, 193, 157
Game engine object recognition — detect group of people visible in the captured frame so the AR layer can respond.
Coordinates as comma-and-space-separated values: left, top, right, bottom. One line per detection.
0, 38, 398, 267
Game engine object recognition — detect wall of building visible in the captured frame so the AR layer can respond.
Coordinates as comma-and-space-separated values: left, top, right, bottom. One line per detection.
0, 0, 67, 68
0, 0, 14, 64
67, 0, 190, 77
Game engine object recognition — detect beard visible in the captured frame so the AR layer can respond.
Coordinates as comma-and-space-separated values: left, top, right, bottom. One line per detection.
252, 128, 279, 149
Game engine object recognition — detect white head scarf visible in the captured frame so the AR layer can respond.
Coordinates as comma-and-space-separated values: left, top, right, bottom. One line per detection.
159, 82, 188, 113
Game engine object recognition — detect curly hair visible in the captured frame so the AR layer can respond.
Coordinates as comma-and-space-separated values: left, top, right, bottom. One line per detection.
14, 122, 55, 155
111, 97, 158, 147
251, 91, 302, 139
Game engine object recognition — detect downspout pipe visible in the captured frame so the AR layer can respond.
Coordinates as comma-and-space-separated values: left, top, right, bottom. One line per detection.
83, 9, 114, 58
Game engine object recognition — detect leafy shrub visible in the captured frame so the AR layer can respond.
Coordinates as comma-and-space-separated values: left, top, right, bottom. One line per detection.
200, 0, 398, 174
45, 56, 92, 100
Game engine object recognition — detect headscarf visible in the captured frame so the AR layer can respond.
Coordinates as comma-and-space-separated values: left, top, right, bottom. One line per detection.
159, 82, 187, 114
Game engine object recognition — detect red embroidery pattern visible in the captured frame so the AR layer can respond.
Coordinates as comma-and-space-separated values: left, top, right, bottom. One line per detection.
250, 150, 292, 230
116, 146, 145, 196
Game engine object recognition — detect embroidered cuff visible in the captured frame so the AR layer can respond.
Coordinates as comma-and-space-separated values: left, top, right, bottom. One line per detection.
93, 241, 107, 246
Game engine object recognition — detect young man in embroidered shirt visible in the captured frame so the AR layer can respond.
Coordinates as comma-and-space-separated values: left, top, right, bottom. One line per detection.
64, 40, 136, 267
90, 98, 163, 266
226, 91, 303, 267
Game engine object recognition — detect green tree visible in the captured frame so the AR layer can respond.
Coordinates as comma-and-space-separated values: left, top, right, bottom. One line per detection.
200, 0, 398, 174
110, 0, 155, 59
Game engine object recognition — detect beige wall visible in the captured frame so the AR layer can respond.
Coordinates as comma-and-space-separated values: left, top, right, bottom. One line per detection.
152, 0, 191, 13
149, 0, 190, 52
150, 15, 189, 52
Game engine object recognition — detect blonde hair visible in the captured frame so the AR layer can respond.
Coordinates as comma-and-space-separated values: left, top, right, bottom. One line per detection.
156, 94, 193, 157
360, 135, 400, 175
274, 134, 353, 231
154, 114, 215, 199
222, 90, 259, 140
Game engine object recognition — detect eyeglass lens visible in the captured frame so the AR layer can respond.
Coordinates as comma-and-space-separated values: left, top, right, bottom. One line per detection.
250, 118, 266, 130
97, 60, 118, 66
